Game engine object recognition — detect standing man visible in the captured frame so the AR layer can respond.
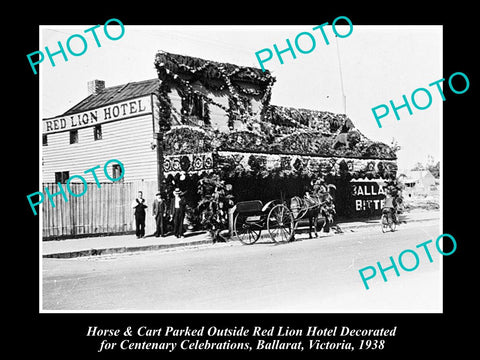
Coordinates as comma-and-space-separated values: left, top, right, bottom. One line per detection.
318, 183, 336, 233
132, 191, 148, 239
170, 188, 186, 238
152, 192, 166, 237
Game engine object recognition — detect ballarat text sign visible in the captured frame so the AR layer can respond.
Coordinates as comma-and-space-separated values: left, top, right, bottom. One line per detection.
351, 180, 385, 216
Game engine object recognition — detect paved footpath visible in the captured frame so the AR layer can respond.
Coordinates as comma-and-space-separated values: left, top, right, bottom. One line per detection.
42, 209, 440, 259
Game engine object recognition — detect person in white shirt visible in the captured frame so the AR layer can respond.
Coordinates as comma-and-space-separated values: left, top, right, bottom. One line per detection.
132, 191, 148, 238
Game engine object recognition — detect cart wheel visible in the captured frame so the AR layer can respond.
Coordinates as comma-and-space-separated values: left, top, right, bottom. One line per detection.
267, 204, 294, 243
234, 213, 262, 245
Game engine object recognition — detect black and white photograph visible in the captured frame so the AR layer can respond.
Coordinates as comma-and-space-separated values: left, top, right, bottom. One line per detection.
15, 6, 474, 357
39, 24, 443, 313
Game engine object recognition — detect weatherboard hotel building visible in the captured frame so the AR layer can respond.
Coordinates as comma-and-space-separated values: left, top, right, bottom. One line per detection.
41, 51, 397, 239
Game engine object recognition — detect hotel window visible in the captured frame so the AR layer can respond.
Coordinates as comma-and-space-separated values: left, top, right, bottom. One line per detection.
55, 171, 69, 184
180, 90, 210, 126
112, 164, 124, 183
227, 96, 252, 128
94, 124, 102, 140
42, 134, 48, 146
70, 129, 78, 144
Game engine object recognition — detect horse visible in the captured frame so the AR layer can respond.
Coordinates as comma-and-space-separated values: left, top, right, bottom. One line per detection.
290, 193, 323, 239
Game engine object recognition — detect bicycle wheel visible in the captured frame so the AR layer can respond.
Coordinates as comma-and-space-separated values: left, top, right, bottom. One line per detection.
389, 218, 397, 232
234, 213, 262, 245
381, 214, 389, 233
267, 204, 294, 243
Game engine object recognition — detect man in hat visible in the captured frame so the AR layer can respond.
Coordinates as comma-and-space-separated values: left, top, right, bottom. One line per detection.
170, 188, 187, 238
152, 192, 167, 237
132, 191, 148, 238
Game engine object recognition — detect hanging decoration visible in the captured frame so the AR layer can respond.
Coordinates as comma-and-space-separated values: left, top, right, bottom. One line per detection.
163, 153, 214, 175
153, 48, 400, 225
214, 151, 397, 180
154, 51, 275, 132
162, 123, 397, 160
155, 51, 275, 102
153, 51, 397, 163
157, 82, 173, 132
196, 173, 235, 242
163, 126, 212, 155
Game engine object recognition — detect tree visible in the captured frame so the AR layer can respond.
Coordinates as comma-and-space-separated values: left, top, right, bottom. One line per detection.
427, 161, 440, 179
411, 162, 425, 171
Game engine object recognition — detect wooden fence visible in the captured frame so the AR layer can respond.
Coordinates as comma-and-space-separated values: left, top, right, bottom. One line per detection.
42, 181, 159, 240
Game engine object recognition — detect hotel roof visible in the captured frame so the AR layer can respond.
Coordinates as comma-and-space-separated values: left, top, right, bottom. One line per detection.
62, 78, 160, 116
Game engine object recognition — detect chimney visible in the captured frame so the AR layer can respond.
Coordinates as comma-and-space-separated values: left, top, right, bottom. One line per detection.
88, 79, 105, 95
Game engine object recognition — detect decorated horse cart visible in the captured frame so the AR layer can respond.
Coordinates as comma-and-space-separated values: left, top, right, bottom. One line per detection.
233, 200, 294, 244
232, 190, 332, 245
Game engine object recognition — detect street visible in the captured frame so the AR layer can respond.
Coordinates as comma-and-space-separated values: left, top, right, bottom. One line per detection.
42, 220, 443, 312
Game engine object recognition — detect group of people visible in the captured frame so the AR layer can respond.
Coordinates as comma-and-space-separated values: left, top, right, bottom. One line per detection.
132, 178, 402, 240
132, 188, 187, 239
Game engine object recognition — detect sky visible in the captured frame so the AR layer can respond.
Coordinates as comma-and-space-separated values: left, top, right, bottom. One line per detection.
39, 24, 442, 171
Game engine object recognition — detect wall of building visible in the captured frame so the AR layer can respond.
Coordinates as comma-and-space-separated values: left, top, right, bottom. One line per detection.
42, 96, 158, 184
168, 88, 263, 133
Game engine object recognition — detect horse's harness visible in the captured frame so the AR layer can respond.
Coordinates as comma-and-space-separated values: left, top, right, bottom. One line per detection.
291, 193, 325, 215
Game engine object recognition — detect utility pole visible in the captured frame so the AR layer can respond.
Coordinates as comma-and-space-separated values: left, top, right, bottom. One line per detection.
335, 34, 347, 115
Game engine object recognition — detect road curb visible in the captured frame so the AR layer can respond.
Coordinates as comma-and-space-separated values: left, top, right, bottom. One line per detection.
42, 214, 438, 258
43, 238, 214, 259
337, 215, 438, 232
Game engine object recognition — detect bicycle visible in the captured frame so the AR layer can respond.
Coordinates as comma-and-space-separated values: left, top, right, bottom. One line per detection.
381, 208, 397, 233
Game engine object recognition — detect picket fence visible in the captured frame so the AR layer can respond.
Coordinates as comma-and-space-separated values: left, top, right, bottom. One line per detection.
42, 181, 160, 239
